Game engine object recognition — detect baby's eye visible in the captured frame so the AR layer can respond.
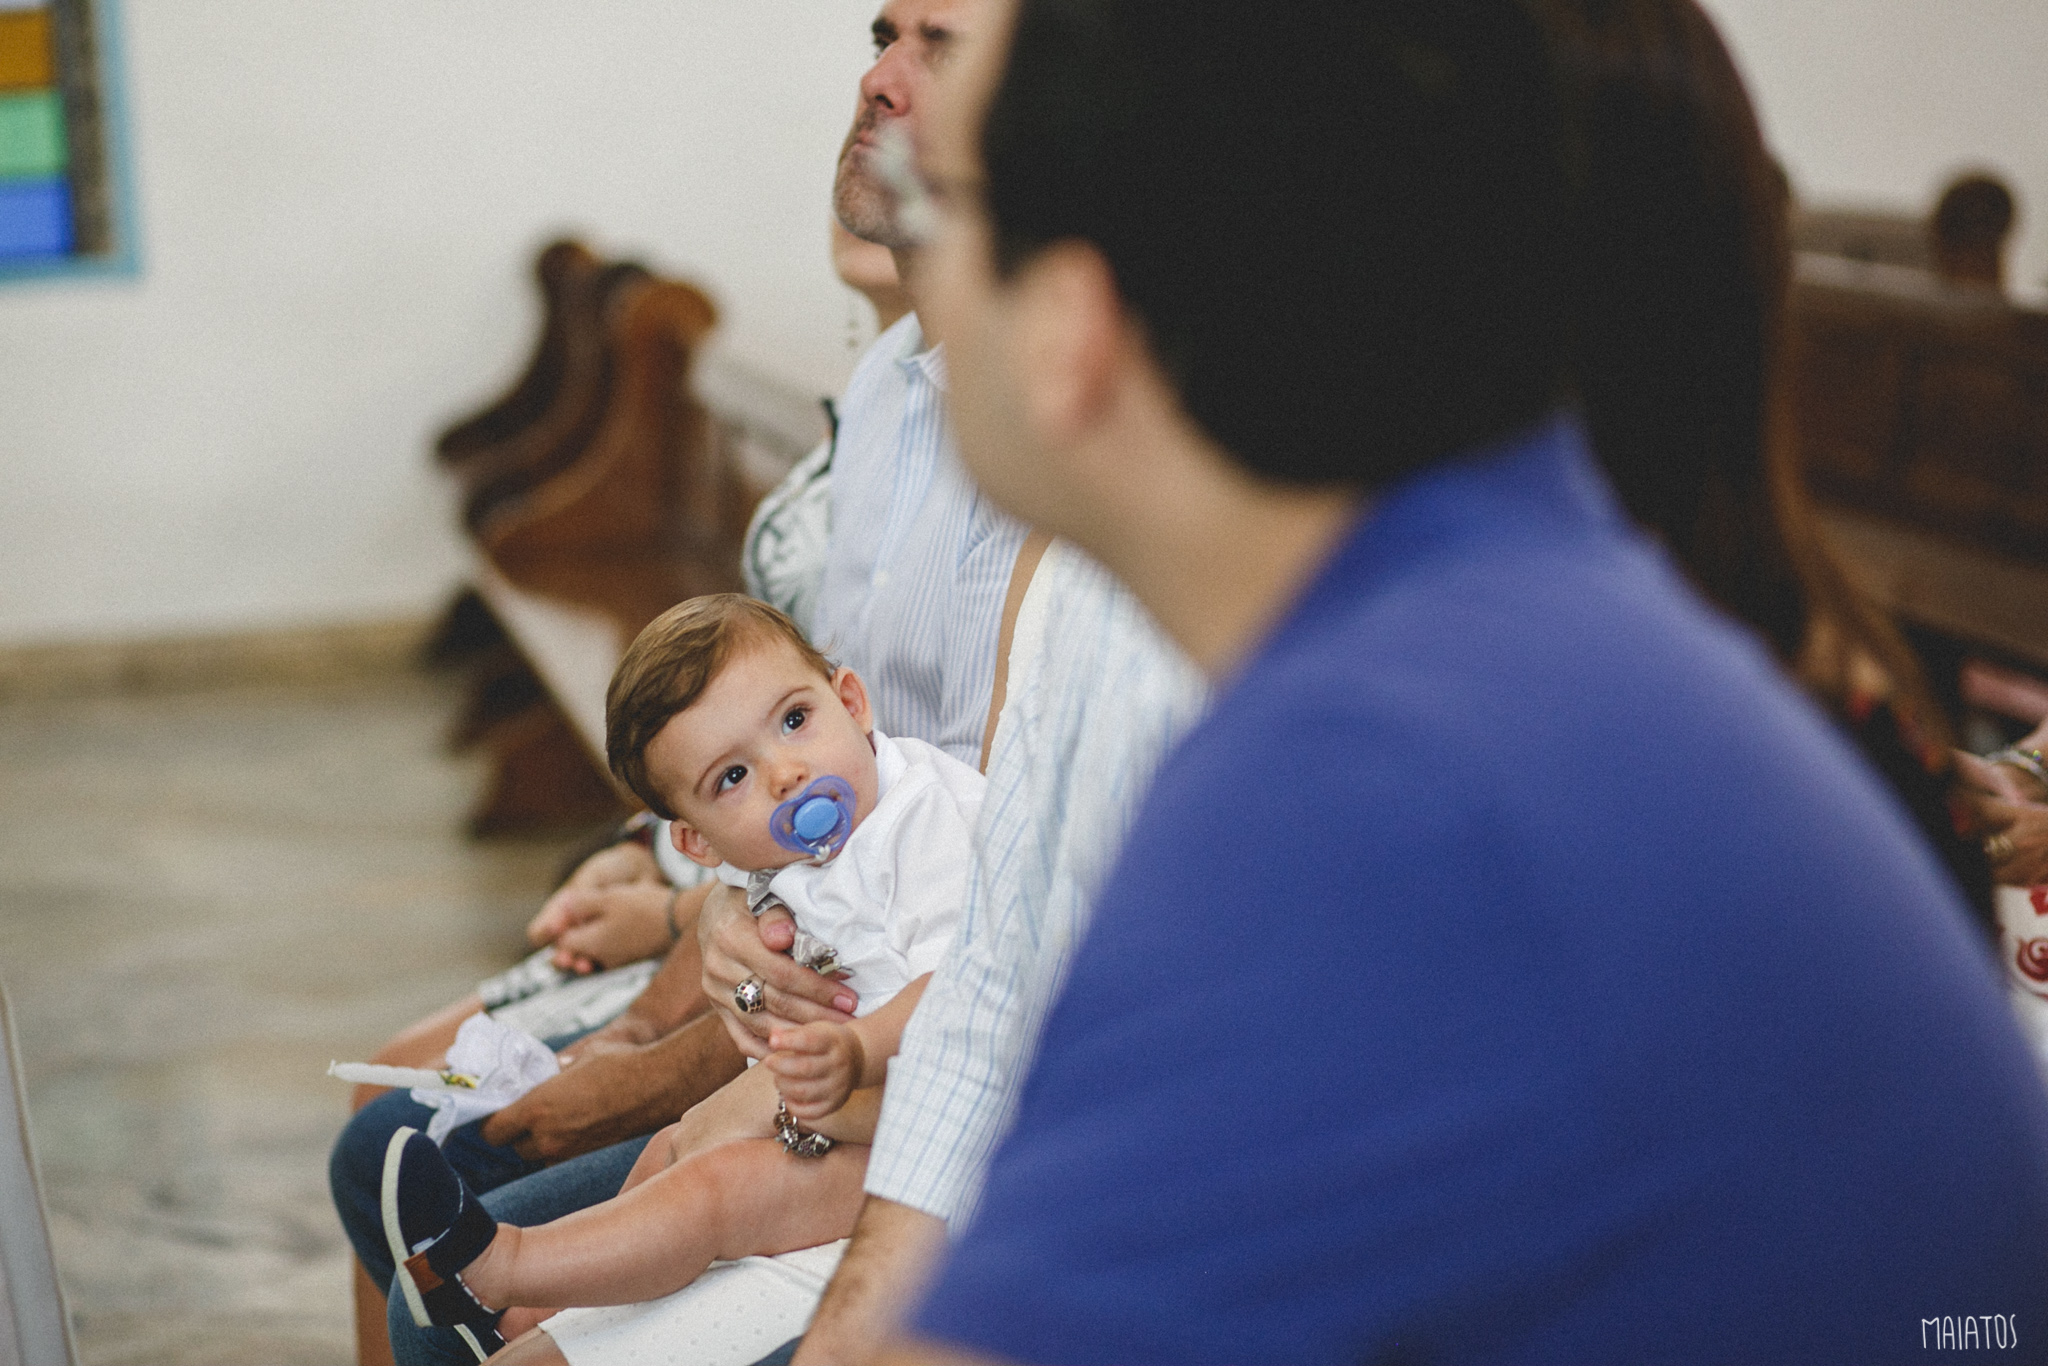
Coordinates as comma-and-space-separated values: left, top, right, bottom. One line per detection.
782, 707, 807, 734
716, 764, 747, 794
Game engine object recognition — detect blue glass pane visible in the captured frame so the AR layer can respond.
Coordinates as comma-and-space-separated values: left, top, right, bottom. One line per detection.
0, 174, 70, 258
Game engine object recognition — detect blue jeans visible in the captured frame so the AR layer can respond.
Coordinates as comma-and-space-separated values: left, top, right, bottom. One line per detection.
383, 1136, 652, 1366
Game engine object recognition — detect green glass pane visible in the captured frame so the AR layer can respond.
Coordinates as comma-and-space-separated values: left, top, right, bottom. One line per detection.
0, 87, 65, 180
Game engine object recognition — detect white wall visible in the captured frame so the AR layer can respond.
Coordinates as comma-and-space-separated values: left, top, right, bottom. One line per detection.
1700, 0, 2048, 301
4, 2, 2044, 647
0, 1, 877, 646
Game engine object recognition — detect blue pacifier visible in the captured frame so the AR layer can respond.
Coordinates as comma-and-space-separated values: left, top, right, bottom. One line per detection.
768, 775, 856, 862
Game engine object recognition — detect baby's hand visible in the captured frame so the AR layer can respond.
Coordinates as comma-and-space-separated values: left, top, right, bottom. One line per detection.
764, 1022, 866, 1122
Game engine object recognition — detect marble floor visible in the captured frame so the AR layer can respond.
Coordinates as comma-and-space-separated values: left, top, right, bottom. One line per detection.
0, 669, 583, 1365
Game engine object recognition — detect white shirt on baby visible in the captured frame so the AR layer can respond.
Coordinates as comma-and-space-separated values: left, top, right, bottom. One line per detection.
713, 728, 983, 1016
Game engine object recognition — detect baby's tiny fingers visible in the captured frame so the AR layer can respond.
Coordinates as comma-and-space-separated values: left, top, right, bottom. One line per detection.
784, 1095, 833, 1122
767, 1025, 829, 1055
765, 1051, 827, 1082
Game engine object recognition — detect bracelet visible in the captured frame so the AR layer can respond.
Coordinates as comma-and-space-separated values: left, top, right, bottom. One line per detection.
774, 1099, 835, 1158
664, 886, 683, 945
1991, 746, 2048, 793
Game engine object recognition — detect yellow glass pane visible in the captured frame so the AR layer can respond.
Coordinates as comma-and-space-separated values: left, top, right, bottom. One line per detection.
0, 10, 53, 93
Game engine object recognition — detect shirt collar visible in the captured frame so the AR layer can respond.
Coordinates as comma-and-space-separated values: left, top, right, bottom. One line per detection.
871, 727, 908, 799
891, 314, 947, 393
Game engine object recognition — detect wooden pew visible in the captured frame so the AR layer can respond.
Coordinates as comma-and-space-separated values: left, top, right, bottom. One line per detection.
1788, 252, 2048, 671
459, 262, 654, 530
435, 240, 601, 471
431, 243, 819, 834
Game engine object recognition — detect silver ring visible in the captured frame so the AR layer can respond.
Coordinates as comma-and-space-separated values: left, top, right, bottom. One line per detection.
733, 977, 766, 1014
1986, 833, 2016, 863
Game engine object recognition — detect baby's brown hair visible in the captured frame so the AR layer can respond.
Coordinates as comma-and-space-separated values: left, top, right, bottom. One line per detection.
606, 594, 835, 820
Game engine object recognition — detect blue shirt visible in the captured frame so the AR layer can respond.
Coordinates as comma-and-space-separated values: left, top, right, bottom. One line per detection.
916, 417, 2048, 1364
811, 314, 1027, 765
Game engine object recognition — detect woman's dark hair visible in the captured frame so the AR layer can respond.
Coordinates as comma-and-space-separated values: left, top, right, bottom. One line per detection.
1540, 0, 1943, 726
980, 0, 1576, 490
1535, 0, 1990, 927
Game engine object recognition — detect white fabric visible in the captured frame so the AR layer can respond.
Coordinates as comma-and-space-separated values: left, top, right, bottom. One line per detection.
810, 314, 1027, 767
472, 855, 703, 1040
413, 1015, 559, 1143
743, 436, 835, 640
545, 1240, 846, 1366
1996, 884, 2048, 1079
330, 1016, 563, 1144
864, 542, 1208, 1226
714, 731, 983, 1015
485, 957, 661, 1043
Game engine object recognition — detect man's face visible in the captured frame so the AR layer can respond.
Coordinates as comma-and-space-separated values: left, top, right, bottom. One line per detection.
834, 0, 975, 249
912, 0, 1061, 529
645, 640, 880, 873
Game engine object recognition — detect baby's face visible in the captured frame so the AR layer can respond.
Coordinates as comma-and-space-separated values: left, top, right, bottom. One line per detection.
645, 638, 880, 872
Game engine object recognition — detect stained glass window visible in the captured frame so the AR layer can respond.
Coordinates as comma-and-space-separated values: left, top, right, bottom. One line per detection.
0, 0, 132, 278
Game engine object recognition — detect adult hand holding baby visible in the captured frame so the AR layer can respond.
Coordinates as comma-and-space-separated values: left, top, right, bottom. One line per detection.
698, 884, 858, 1059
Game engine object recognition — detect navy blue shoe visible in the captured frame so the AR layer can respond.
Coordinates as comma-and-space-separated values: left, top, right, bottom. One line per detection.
381, 1126, 506, 1363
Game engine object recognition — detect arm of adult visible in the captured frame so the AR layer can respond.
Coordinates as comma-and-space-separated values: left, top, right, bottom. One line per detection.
1954, 748, 2035, 804
540, 836, 662, 902
542, 879, 700, 975
479, 1010, 747, 1162
698, 882, 857, 1058
481, 902, 737, 1161
791, 1196, 952, 1366
875, 1343, 1010, 1366
526, 841, 678, 973
556, 882, 716, 1052
350, 843, 683, 1109
1971, 795, 2048, 887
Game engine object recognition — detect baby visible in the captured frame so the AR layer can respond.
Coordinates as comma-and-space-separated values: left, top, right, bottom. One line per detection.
379, 594, 983, 1361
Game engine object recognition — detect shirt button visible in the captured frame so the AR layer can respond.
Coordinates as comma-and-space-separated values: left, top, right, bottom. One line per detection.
873, 570, 891, 589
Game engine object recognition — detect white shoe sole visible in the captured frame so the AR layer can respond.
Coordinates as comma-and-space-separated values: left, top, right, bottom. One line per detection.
381, 1124, 434, 1330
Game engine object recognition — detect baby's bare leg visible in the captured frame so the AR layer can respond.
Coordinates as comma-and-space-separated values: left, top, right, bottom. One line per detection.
497, 1306, 557, 1344
618, 1059, 792, 1197
489, 1325, 571, 1366
466, 1139, 869, 1310
665, 1061, 782, 1160
616, 1121, 680, 1195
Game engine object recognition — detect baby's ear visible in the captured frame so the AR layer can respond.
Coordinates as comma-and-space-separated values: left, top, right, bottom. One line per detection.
670, 819, 722, 868
834, 666, 873, 732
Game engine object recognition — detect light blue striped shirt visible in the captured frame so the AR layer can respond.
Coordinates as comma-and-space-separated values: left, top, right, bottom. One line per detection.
810, 314, 1027, 767
866, 542, 1209, 1225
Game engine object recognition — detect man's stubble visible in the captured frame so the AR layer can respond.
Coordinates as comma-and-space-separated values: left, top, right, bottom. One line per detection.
833, 105, 914, 251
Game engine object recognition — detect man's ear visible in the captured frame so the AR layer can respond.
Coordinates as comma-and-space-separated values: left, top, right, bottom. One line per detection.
1011, 240, 1124, 446
834, 666, 874, 732
670, 818, 722, 869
